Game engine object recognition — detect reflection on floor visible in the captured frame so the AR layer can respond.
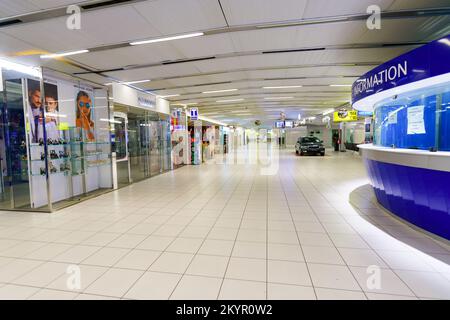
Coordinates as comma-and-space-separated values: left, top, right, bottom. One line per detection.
0, 146, 449, 300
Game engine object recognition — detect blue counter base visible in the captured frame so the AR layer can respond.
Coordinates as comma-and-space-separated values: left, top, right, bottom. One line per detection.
364, 159, 450, 241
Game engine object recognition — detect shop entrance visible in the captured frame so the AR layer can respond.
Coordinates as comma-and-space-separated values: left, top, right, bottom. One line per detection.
112, 105, 171, 187
0, 79, 32, 210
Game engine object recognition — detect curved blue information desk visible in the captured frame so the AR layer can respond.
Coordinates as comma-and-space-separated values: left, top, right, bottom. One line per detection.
358, 144, 450, 240
353, 34, 450, 241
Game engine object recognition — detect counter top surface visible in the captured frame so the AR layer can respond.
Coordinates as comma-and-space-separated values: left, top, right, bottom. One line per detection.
357, 143, 450, 158
358, 144, 450, 172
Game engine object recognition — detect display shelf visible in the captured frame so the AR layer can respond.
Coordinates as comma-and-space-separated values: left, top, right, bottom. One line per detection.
31, 171, 71, 177
30, 158, 70, 162
30, 143, 70, 147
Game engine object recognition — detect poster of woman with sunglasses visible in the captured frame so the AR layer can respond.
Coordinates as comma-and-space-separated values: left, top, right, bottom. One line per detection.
75, 90, 95, 141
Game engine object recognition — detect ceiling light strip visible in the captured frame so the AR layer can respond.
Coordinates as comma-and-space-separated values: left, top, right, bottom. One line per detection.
202, 89, 238, 94
40, 50, 89, 59
130, 32, 204, 46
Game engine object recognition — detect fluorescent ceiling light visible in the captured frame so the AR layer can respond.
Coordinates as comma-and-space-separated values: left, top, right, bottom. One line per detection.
186, 102, 198, 105
123, 79, 151, 85
159, 94, 180, 98
264, 97, 293, 100
0, 59, 41, 78
329, 84, 352, 87
40, 50, 89, 59
105, 79, 151, 86
263, 85, 303, 89
216, 99, 244, 103
202, 88, 238, 94
130, 32, 204, 46
322, 108, 335, 115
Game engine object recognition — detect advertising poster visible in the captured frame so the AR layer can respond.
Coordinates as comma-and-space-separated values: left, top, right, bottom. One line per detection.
333, 109, 358, 122
75, 89, 95, 141
407, 105, 426, 135
27, 79, 60, 144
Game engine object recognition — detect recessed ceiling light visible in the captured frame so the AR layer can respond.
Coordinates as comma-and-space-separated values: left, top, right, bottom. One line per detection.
40, 50, 89, 59
202, 89, 238, 94
216, 99, 244, 103
329, 84, 352, 87
262, 85, 303, 89
130, 32, 204, 46
264, 97, 294, 100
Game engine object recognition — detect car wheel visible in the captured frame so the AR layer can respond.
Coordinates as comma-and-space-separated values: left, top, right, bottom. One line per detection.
300, 151, 304, 156
296, 150, 299, 155
321, 152, 325, 156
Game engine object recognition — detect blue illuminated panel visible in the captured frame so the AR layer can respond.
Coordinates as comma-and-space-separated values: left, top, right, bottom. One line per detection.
364, 159, 450, 240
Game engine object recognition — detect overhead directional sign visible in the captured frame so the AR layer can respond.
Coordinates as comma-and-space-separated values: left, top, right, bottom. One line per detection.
190, 107, 199, 120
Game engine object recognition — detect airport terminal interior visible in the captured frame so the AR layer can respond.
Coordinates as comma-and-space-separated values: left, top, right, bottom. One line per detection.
0, 0, 449, 301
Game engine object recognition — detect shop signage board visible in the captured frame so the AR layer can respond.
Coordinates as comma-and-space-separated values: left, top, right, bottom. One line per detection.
358, 111, 373, 117
333, 109, 358, 122
352, 34, 450, 105
190, 107, 198, 120
112, 83, 156, 110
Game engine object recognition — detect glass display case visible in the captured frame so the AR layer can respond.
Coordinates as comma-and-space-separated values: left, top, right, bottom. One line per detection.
0, 66, 113, 212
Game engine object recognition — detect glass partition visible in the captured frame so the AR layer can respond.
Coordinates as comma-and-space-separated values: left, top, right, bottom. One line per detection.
373, 81, 450, 151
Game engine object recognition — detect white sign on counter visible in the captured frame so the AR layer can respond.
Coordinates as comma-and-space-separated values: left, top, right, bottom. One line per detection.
387, 110, 398, 124
407, 105, 425, 134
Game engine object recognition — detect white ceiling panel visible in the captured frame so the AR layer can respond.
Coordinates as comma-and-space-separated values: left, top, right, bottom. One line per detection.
244, 69, 288, 79
71, 43, 185, 70
153, 75, 216, 87
220, 0, 308, 26
303, 0, 394, 19
206, 71, 249, 82
0, 31, 39, 56
2, 6, 161, 52
230, 28, 298, 52
193, 56, 244, 73
0, 0, 79, 19
133, 0, 226, 35
104, 63, 201, 81
170, 33, 236, 57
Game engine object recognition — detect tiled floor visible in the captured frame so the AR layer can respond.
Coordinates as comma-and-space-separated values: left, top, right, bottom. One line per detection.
0, 146, 450, 300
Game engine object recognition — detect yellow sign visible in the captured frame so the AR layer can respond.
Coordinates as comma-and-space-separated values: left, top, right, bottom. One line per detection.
333, 110, 358, 122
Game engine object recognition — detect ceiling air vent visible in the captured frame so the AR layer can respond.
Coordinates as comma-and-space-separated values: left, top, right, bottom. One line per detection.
162, 56, 216, 65
81, 0, 135, 10
0, 19, 22, 27
262, 48, 325, 54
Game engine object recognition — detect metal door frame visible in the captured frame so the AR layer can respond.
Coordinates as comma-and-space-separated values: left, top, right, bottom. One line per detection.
113, 111, 131, 184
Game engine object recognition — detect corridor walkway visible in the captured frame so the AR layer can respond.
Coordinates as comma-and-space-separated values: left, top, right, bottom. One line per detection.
0, 148, 449, 300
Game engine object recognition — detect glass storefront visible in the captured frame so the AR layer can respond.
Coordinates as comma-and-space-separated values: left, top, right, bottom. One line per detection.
373, 81, 450, 151
0, 67, 113, 212
112, 105, 171, 186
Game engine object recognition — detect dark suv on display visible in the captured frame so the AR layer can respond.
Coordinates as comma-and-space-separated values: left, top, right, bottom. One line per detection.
295, 136, 325, 156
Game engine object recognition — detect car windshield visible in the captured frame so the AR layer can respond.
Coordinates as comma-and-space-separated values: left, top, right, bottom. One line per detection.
301, 137, 320, 143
